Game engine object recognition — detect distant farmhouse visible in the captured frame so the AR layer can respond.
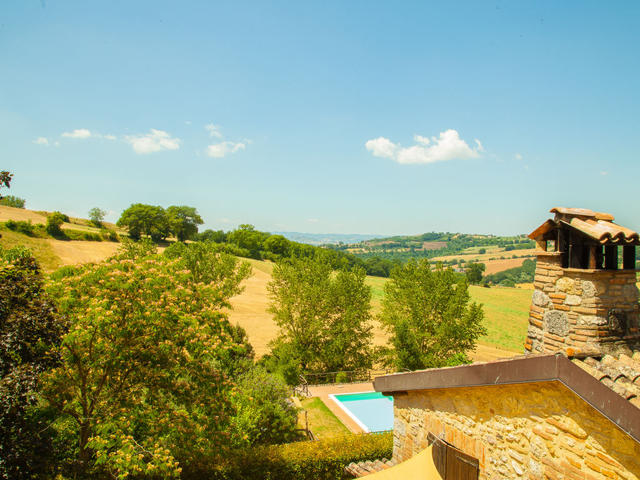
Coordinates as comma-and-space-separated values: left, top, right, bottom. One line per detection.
356, 208, 640, 479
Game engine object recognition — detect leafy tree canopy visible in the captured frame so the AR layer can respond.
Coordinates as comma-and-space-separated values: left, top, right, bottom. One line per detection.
117, 203, 170, 241
0, 195, 25, 208
88, 207, 106, 227
380, 260, 486, 370
267, 256, 374, 382
465, 262, 486, 284
166, 205, 203, 242
0, 246, 66, 479
43, 244, 252, 478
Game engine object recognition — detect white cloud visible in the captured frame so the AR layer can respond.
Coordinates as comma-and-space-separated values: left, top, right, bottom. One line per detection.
414, 134, 430, 146
365, 137, 398, 159
33, 137, 49, 146
600, 171, 608, 176
125, 129, 181, 154
307, 218, 319, 223
205, 123, 223, 139
206, 141, 246, 158
62, 128, 92, 139
103, 134, 117, 141
366, 129, 482, 165
515, 153, 523, 160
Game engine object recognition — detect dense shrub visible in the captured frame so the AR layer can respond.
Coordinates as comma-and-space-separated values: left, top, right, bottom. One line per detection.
0, 246, 67, 479
0, 195, 26, 208
46, 212, 66, 238
203, 432, 393, 480
64, 229, 103, 242
4, 220, 38, 236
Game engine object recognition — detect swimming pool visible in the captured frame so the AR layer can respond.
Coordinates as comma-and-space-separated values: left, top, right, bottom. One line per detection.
329, 391, 394, 433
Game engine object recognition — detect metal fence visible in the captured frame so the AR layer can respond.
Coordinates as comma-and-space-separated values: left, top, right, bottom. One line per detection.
301, 369, 393, 386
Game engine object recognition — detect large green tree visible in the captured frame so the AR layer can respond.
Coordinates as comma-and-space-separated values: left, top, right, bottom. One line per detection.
0, 246, 67, 479
166, 205, 204, 242
117, 203, 170, 241
267, 256, 373, 381
380, 260, 486, 370
43, 245, 251, 478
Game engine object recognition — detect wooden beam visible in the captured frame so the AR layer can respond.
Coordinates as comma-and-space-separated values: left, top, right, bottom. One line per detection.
589, 246, 597, 269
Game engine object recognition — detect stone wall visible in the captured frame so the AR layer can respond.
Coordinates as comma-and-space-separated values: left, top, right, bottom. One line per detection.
392, 382, 640, 480
525, 252, 640, 356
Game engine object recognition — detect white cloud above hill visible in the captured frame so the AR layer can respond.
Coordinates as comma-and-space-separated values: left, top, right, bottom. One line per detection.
125, 129, 181, 154
206, 141, 246, 158
366, 129, 483, 165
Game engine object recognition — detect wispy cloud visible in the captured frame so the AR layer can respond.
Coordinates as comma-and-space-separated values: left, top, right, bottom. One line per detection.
365, 129, 483, 165
60, 128, 116, 140
600, 171, 608, 176
205, 123, 223, 139
125, 129, 181, 154
33, 137, 49, 146
515, 153, 523, 160
206, 141, 246, 158
62, 128, 92, 139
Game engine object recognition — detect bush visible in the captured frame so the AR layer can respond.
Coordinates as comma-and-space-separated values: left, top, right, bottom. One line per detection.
0, 195, 26, 208
63, 230, 103, 242
203, 432, 393, 480
4, 220, 36, 236
46, 212, 66, 238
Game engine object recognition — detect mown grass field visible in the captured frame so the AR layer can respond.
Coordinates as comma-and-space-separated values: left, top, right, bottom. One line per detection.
299, 397, 349, 438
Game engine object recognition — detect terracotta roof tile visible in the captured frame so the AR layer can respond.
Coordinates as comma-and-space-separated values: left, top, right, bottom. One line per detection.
571, 350, 640, 409
345, 458, 396, 478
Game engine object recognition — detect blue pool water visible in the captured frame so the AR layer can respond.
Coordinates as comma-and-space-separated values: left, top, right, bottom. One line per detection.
330, 391, 394, 433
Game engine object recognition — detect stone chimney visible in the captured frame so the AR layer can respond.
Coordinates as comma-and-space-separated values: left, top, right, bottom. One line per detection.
525, 207, 640, 357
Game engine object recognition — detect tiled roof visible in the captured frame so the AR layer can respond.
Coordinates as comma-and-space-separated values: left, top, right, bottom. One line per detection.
345, 458, 395, 477
528, 207, 640, 245
571, 351, 640, 409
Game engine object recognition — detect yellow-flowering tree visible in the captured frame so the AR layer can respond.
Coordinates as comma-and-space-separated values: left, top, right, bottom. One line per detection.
44, 247, 251, 478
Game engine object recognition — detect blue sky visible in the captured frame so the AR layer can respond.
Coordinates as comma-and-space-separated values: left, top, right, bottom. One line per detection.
2, 1, 639, 236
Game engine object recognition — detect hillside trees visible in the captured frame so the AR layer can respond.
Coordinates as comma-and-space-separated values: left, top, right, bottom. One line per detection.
88, 207, 106, 227
46, 211, 67, 238
0, 246, 67, 479
117, 204, 204, 242
380, 260, 486, 370
167, 205, 203, 241
0, 195, 26, 208
43, 244, 253, 478
465, 262, 486, 284
117, 203, 170, 241
266, 256, 374, 382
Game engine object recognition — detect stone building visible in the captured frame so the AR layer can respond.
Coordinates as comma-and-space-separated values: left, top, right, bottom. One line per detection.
365, 208, 640, 479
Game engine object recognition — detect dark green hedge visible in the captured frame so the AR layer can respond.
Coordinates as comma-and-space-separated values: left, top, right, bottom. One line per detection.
192, 432, 392, 480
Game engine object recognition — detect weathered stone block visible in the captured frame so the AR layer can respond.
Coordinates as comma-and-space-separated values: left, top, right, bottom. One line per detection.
544, 310, 569, 336
565, 294, 582, 306
532, 290, 551, 307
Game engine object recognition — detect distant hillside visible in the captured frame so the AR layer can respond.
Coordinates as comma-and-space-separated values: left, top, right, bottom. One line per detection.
330, 231, 537, 273
273, 231, 380, 246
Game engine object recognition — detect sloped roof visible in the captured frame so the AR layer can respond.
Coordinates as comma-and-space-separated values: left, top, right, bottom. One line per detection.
374, 353, 640, 443
572, 352, 640, 409
528, 207, 640, 245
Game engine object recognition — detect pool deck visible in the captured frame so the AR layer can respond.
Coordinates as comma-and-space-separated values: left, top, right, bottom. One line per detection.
308, 382, 375, 434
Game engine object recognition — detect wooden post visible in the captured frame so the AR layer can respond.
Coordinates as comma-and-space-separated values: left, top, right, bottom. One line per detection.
589, 246, 597, 269
623, 245, 636, 270
604, 245, 618, 270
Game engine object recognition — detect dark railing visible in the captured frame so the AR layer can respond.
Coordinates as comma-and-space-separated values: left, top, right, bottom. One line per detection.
301, 369, 393, 386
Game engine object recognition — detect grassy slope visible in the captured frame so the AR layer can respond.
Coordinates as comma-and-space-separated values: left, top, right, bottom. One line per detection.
364, 276, 530, 353
300, 397, 349, 438
0, 206, 530, 356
